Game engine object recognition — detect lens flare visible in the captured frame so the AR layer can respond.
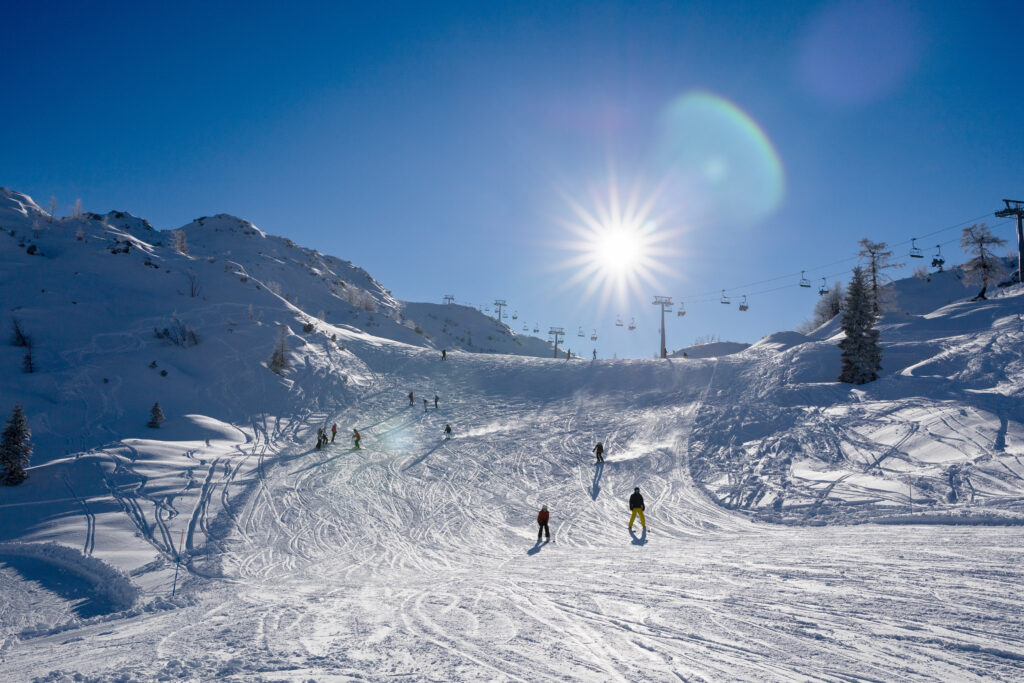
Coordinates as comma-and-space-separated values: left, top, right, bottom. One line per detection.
655, 91, 784, 226
553, 174, 680, 312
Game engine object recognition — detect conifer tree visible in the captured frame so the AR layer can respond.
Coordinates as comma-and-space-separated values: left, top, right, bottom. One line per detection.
858, 239, 902, 315
269, 326, 289, 375
1, 405, 32, 485
148, 402, 165, 428
838, 266, 882, 384
960, 223, 1007, 300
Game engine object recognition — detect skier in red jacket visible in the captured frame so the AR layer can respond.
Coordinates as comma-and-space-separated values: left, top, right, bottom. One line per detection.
536, 505, 550, 542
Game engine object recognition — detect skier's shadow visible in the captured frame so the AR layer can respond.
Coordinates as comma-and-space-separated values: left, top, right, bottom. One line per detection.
629, 528, 648, 546
527, 540, 549, 555
590, 461, 605, 500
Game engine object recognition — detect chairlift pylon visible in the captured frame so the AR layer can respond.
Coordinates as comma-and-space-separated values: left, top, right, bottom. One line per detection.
739, 295, 749, 312
720, 289, 731, 305
628, 317, 636, 331
799, 270, 811, 288
909, 238, 924, 258
818, 277, 828, 296
677, 302, 686, 317
931, 244, 945, 272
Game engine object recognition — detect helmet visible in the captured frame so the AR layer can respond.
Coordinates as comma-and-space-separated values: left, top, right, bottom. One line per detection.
634, 487, 640, 492
542, 505, 548, 510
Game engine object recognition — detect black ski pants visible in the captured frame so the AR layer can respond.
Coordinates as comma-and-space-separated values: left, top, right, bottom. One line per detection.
537, 522, 550, 540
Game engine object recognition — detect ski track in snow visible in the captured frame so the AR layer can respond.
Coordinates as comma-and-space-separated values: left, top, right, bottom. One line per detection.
4, 347, 1024, 681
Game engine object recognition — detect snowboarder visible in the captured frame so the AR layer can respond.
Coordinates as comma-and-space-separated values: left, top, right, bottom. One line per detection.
629, 487, 646, 530
423, 398, 428, 412
593, 442, 604, 463
444, 423, 452, 439
352, 429, 361, 450
434, 394, 439, 409
536, 505, 550, 542
441, 349, 447, 361
331, 423, 337, 443
408, 391, 414, 406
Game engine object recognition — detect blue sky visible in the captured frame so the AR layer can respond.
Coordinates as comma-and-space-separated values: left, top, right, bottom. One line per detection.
2, 1, 1022, 358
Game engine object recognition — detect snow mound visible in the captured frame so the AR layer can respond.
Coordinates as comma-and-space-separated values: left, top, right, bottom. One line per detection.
670, 341, 750, 358
749, 330, 810, 352
0, 542, 139, 612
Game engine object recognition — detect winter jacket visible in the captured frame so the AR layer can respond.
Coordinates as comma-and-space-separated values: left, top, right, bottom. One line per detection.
629, 492, 644, 510
593, 443, 603, 455
537, 509, 549, 524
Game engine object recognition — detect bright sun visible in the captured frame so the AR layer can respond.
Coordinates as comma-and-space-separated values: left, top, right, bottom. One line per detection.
555, 175, 679, 311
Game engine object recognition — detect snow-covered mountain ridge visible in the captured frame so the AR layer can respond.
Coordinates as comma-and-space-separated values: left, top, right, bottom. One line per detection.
2, 186, 1024, 680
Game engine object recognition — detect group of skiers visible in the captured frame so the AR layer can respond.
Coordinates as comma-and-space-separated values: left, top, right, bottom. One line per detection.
533, 441, 646, 543
315, 423, 360, 450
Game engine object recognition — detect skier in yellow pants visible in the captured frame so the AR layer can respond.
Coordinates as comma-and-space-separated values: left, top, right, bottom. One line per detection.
628, 487, 646, 530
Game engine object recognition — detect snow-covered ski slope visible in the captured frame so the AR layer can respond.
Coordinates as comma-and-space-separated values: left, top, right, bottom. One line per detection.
1, 187, 1023, 680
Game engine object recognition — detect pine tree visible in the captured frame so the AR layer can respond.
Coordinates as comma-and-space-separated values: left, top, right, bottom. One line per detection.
148, 402, 164, 428
838, 267, 882, 385
960, 223, 1007, 300
0, 405, 32, 485
269, 326, 289, 375
858, 239, 902, 315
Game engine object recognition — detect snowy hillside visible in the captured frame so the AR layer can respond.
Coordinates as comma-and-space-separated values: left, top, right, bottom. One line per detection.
1, 186, 1023, 680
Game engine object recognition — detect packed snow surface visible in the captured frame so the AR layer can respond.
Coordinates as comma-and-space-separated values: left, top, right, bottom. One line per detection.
1, 188, 1023, 680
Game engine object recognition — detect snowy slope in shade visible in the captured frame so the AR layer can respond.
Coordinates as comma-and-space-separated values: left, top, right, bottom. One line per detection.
1, 186, 1023, 679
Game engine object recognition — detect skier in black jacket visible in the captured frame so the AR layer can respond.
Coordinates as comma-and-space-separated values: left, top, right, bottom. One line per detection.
628, 487, 645, 530
592, 442, 604, 463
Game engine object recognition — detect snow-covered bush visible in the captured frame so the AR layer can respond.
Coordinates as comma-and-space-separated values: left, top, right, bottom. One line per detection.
154, 315, 199, 347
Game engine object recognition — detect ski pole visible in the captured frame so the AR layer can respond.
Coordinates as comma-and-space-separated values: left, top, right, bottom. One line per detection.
172, 529, 185, 597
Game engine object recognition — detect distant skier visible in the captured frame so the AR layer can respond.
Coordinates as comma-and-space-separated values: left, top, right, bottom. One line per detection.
408, 391, 414, 406
628, 487, 646, 531
536, 505, 550, 542
352, 429, 361, 450
592, 349, 597, 360
593, 442, 604, 463
444, 423, 452, 439
315, 427, 325, 450
423, 398, 428, 412
434, 394, 439, 409
441, 349, 447, 361
331, 423, 337, 443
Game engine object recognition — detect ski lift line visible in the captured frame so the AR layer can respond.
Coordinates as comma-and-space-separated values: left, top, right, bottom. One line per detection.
675, 215, 1014, 305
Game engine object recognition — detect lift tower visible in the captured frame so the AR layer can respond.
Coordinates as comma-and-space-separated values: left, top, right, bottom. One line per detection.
652, 296, 673, 359
443, 295, 455, 305
548, 327, 564, 358
493, 299, 507, 323
994, 199, 1024, 285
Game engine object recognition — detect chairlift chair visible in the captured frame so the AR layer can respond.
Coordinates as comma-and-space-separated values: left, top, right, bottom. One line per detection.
677, 302, 686, 317
738, 295, 749, 312
522, 324, 528, 332
512, 311, 518, 320
818, 277, 828, 296
533, 323, 539, 333
577, 326, 585, 338
615, 315, 624, 327
720, 290, 730, 305
799, 270, 811, 288
628, 317, 636, 331
909, 238, 924, 258
590, 329, 597, 341
931, 245, 945, 272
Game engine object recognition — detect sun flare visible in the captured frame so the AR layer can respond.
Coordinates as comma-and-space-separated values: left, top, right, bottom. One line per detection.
555, 175, 680, 311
